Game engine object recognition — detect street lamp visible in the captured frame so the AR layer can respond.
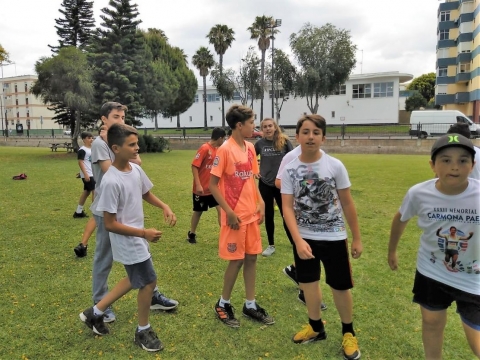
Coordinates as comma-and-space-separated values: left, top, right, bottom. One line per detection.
270, 19, 282, 119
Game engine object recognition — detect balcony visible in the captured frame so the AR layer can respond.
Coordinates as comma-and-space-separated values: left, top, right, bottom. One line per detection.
454, 92, 470, 103
455, 71, 470, 82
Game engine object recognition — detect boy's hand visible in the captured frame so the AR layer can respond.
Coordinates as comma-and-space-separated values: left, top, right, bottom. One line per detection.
227, 210, 241, 230
256, 202, 265, 225
388, 251, 398, 270
196, 185, 204, 195
295, 239, 314, 260
100, 127, 107, 141
162, 205, 177, 227
85, 175, 91, 182
351, 238, 363, 259
144, 228, 162, 243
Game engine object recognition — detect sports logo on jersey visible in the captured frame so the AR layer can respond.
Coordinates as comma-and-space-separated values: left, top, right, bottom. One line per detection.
195, 153, 201, 159
213, 156, 219, 167
227, 243, 237, 253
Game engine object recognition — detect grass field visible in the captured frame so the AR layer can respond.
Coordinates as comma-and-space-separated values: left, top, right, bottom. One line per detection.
0, 147, 472, 360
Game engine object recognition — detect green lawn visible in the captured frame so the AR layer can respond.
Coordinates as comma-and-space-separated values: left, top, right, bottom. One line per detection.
0, 147, 472, 359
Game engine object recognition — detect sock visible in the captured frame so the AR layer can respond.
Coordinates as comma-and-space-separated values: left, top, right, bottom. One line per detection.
93, 305, 104, 316
76, 205, 84, 213
342, 322, 355, 336
137, 323, 150, 332
309, 318, 325, 333
219, 296, 230, 307
245, 299, 257, 310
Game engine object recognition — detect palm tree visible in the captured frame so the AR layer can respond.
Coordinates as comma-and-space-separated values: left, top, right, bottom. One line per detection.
192, 46, 215, 130
247, 16, 279, 120
207, 25, 235, 127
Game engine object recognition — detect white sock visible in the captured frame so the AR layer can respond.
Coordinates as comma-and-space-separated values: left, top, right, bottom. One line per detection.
76, 205, 84, 213
245, 299, 257, 310
137, 323, 150, 332
219, 296, 230, 307
93, 305, 104, 316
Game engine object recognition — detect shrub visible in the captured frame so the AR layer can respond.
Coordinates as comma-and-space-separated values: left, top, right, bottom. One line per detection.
138, 134, 169, 153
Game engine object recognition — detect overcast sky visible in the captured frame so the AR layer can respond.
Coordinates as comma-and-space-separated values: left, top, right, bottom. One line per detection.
1, 0, 440, 83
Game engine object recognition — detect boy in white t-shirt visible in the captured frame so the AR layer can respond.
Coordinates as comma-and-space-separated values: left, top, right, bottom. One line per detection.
79, 124, 176, 352
281, 115, 362, 360
388, 134, 480, 359
73, 131, 95, 219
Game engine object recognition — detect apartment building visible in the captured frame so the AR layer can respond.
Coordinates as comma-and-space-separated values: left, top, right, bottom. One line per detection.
436, 0, 480, 122
0, 75, 58, 132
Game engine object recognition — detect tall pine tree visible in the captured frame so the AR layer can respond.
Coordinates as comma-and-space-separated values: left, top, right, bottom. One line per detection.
89, 0, 147, 125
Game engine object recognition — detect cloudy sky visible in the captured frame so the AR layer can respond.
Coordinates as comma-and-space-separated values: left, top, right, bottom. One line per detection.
1, 0, 440, 82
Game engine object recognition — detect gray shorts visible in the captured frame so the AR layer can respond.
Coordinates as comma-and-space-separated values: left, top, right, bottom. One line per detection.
124, 257, 157, 289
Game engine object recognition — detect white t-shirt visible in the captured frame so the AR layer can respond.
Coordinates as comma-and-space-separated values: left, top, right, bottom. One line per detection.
90, 136, 115, 217
399, 178, 480, 295
276, 145, 325, 180
471, 145, 480, 180
77, 146, 93, 178
95, 163, 153, 265
281, 153, 351, 240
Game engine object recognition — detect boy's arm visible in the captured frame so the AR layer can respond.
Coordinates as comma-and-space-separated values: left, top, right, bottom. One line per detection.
98, 159, 112, 173
388, 211, 409, 270
209, 175, 241, 229
78, 160, 90, 181
337, 188, 362, 259
282, 193, 314, 259
142, 191, 176, 226
103, 211, 162, 242
191, 166, 203, 194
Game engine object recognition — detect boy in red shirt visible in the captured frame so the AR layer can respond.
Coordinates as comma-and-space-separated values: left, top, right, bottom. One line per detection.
210, 104, 274, 327
187, 127, 226, 244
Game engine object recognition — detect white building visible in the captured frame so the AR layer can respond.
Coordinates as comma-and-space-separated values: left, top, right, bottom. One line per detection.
140, 71, 413, 128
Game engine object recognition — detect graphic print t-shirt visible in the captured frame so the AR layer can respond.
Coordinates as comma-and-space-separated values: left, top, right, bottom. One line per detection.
281, 154, 351, 240
191, 142, 217, 195
77, 145, 93, 178
255, 138, 293, 187
210, 137, 259, 225
399, 179, 480, 295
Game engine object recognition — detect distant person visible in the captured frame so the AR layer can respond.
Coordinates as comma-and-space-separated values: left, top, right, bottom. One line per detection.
447, 123, 479, 180
281, 115, 362, 360
186, 127, 226, 244
73, 131, 95, 219
80, 123, 174, 352
388, 134, 479, 359
254, 118, 293, 256
210, 104, 274, 327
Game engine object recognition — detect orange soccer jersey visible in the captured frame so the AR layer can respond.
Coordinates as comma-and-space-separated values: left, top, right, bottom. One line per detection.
192, 142, 217, 195
210, 137, 259, 225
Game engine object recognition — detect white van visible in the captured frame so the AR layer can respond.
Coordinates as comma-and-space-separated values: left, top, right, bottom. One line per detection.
409, 110, 480, 138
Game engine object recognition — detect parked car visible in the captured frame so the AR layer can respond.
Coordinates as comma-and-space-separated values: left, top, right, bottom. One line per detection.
248, 127, 263, 139
64, 130, 71, 136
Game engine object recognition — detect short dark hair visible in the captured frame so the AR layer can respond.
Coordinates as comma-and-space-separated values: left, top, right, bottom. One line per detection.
447, 123, 471, 139
107, 123, 138, 150
296, 114, 327, 136
80, 131, 93, 140
225, 104, 254, 129
211, 127, 226, 140
100, 102, 128, 118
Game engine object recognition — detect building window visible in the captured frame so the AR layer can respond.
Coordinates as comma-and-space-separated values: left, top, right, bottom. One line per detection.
333, 85, 346, 95
14, 84, 18, 93
459, 63, 470, 73
269, 89, 286, 99
24, 84, 28, 92
26, 97, 29, 105
233, 91, 241, 101
352, 83, 371, 99
17, 112, 19, 118
373, 82, 394, 98
331, 111, 335, 118
436, 85, 448, 94
207, 93, 220, 102
439, 11, 450, 22
27, 111, 30, 118
195, 94, 198, 103
189, 116, 192, 122
438, 67, 448, 77
15, 99, 18, 106
439, 29, 449, 40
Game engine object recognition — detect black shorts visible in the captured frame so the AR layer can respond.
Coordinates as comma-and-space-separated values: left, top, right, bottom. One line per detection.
413, 270, 480, 329
124, 257, 157, 289
81, 177, 95, 192
293, 238, 354, 290
192, 194, 218, 212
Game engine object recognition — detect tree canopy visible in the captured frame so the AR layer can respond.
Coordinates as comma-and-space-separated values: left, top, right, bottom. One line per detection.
407, 72, 436, 103
193, 46, 215, 129
290, 23, 356, 114
0, 43, 10, 63
405, 92, 427, 112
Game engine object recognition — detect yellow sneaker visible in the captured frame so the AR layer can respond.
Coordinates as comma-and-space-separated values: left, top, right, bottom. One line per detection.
342, 333, 361, 360
292, 324, 326, 344
274, 205, 279, 211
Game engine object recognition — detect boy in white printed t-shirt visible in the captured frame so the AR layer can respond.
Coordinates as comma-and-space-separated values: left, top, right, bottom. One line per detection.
73, 131, 95, 219
388, 133, 480, 359
80, 124, 176, 352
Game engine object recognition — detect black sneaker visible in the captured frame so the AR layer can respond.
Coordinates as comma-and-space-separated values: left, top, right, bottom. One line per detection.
214, 300, 240, 328
283, 265, 299, 286
74, 243, 87, 257
187, 231, 197, 244
134, 327, 164, 352
242, 303, 275, 325
150, 292, 179, 310
73, 211, 88, 218
297, 290, 328, 311
79, 307, 109, 335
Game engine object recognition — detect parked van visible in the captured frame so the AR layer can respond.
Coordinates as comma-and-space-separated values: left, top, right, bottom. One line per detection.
409, 110, 480, 138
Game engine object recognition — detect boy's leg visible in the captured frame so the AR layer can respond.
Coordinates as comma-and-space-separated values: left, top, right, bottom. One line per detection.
138, 281, 157, 326
302, 281, 322, 320
78, 189, 90, 207
222, 260, 244, 300
331, 289, 353, 324
95, 277, 132, 311
462, 321, 480, 357
419, 306, 447, 360
189, 211, 202, 235
81, 217, 96, 246
243, 254, 257, 300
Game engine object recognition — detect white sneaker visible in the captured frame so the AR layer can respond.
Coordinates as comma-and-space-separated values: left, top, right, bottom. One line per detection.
262, 245, 276, 257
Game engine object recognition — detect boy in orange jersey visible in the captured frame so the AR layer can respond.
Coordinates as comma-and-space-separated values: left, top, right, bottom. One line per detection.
210, 104, 274, 327
187, 127, 226, 244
